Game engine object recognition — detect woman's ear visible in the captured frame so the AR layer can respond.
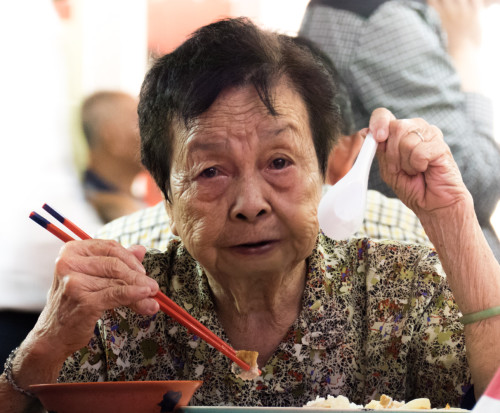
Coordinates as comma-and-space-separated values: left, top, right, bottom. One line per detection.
164, 200, 179, 236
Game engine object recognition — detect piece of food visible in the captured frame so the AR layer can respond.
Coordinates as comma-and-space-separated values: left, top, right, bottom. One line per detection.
365, 394, 405, 409
402, 397, 432, 409
305, 393, 469, 410
304, 394, 363, 409
230, 350, 260, 380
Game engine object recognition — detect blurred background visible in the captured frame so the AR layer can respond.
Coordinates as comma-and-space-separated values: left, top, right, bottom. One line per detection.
3, 0, 500, 230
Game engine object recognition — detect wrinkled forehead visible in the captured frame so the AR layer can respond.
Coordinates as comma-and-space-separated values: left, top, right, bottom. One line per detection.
171, 81, 312, 153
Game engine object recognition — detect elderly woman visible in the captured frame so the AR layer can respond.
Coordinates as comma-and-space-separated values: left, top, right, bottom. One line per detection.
2, 18, 500, 411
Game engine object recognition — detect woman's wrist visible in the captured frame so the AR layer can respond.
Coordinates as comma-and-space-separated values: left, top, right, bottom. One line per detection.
3, 347, 36, 398
460, 306, 500, 325
3, 333, 68, 399
418, 195, 474, 249
420, 198, 500, 313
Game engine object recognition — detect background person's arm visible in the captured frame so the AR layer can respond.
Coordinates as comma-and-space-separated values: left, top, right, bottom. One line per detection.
428, 0, 483, 93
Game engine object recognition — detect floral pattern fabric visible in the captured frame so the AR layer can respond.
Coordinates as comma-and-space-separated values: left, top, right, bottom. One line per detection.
58, 234, 469, 408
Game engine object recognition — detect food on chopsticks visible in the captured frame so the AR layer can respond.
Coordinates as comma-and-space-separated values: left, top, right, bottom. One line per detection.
304, 393, 469, 410
231, 350, 260, 380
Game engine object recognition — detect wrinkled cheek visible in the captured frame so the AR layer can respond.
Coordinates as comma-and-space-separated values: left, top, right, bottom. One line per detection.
299, 187, 321, 226
301, 214, 320, 248
289, 204, 320, 261
177, 206, 202, 244
175, 206, 215, 259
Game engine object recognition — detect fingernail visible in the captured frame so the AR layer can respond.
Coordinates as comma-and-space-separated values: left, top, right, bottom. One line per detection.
147, 299, 159, 314
135, 262, 146, 274
147, 277, 159, 293
377, 128, 387, 140
137, 286, 150, 295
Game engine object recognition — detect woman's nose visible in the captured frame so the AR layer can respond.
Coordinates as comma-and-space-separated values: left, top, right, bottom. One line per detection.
229, 175, 271, 222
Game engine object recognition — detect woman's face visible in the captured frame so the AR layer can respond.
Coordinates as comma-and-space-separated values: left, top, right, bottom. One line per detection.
167, 81, 323, 283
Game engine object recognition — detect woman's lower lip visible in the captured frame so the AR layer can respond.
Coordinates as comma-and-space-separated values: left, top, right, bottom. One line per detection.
229, 241, 278, 255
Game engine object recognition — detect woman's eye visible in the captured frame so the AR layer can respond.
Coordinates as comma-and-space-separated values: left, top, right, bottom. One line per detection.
270, 158, 289, 170
200, 167, 218, 178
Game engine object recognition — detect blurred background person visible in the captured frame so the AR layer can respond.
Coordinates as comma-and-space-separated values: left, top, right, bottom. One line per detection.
81, 91, 148, 223
299, 0, 500, 259
0, 0, 102, 369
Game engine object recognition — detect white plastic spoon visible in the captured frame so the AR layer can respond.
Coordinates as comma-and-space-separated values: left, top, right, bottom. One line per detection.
318, 132, 378, 240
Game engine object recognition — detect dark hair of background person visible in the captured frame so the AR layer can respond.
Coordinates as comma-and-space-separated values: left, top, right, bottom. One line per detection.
138, 17, 343, 202
292, 35, 356, 136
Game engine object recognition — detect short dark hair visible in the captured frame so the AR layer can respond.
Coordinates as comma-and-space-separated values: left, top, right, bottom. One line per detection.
139, 17, 342, 202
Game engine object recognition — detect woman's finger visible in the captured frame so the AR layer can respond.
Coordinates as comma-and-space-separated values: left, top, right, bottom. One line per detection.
384, 119, 428, 175
55, 240, 156, 289
368, 107, 396, 141
56, 254, 156, 288
56, 272, 157, 315
128, 244, 148, 263
399, 125, 445, 175
78, 239, 146, 273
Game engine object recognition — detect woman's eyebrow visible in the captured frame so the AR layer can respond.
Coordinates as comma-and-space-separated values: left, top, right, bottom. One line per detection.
185, 123, 296, 155
271, 126, 288, 137
261, 124, 295, 138
187, 140, 228, 154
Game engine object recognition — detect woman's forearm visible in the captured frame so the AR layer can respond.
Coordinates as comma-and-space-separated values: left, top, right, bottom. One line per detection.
420, 199, 500, 396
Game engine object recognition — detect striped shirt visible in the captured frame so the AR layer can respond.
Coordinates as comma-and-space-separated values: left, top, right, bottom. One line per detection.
299, 0, 500, 258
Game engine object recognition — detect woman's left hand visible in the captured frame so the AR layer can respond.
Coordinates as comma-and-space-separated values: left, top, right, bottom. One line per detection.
368, 108, 471, 217
368, 109, 500, 401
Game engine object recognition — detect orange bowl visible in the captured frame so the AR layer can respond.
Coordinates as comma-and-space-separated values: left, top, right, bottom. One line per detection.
29, 380, 203, 413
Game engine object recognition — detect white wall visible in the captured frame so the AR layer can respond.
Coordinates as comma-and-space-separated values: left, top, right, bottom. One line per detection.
70, 0, 148, 98
230, 0, 309, 34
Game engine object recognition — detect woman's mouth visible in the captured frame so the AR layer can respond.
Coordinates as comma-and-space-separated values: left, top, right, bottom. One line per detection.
230, 240, 278, 255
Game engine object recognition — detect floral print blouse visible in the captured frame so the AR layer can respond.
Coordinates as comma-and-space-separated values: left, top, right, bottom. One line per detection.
58, 234, 470, 408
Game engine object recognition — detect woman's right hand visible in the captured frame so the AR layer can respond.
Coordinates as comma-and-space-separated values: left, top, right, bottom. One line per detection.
0, 240, 159, 411
32, 239, 159, 358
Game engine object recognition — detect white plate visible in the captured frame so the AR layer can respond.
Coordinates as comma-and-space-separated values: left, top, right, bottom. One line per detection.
180, 408, 468, 413
181, 409, 353, 412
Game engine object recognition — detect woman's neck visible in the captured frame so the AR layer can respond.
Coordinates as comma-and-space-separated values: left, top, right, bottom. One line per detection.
207, 261, 307, 365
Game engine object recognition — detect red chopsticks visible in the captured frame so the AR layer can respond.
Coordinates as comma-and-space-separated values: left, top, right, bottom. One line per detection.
29, 204, 252, 372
